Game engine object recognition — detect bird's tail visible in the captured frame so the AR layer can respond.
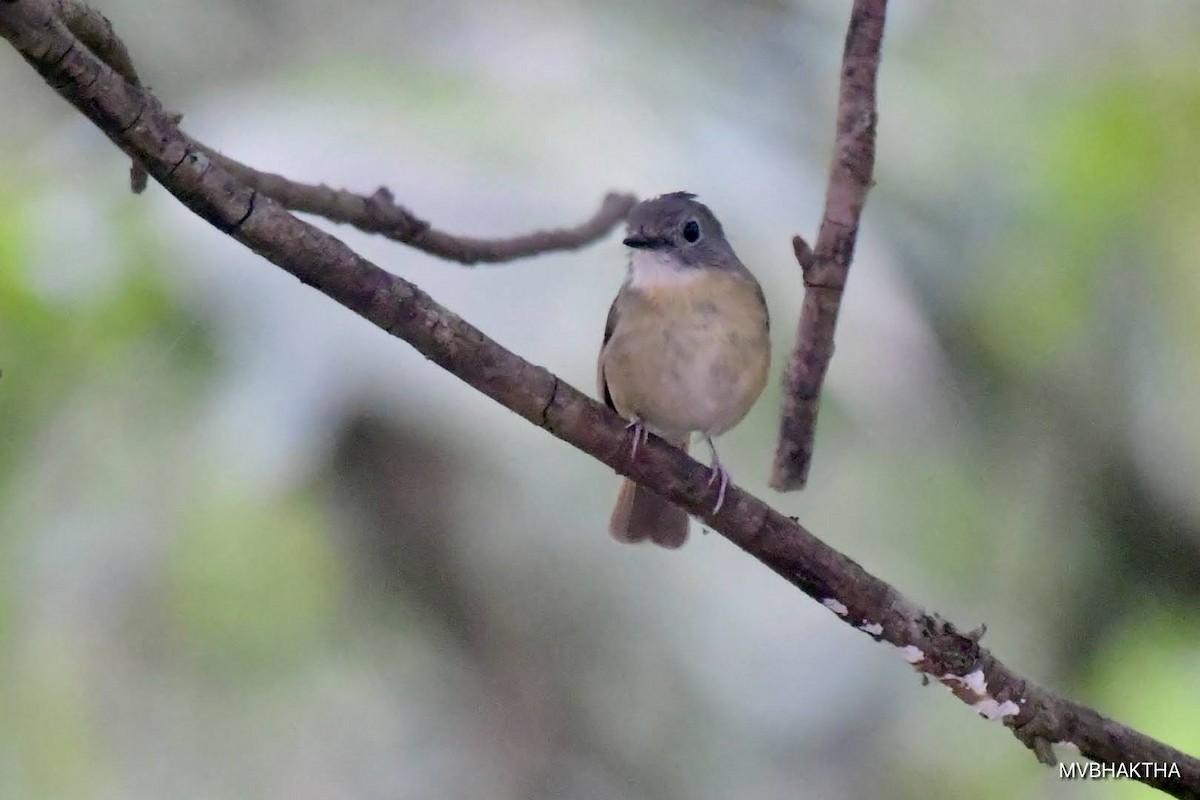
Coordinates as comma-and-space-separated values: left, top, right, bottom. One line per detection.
608, 437, 689, 549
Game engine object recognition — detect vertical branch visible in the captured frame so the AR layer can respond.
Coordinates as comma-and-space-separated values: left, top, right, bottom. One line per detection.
771, 0, 887, 490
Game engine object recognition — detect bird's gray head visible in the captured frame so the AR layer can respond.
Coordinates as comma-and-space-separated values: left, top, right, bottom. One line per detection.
623, 192, 743, 277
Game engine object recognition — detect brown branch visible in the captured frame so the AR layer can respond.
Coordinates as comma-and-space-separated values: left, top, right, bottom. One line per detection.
771, 0, 885, 490
24, 1, 636, 261
49, 0, 148, 191
2, 3, 1197, 797
199, 145, 636, 264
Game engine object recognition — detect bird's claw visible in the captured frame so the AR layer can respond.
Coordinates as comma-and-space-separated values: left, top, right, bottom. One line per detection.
706, 463, 730, 514
625, 417, 649, 460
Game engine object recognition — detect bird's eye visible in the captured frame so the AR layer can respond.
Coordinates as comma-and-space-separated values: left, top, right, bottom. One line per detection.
682, 220, 701, 243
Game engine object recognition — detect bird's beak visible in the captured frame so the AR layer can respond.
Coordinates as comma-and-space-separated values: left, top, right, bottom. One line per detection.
623, 234, 665, 250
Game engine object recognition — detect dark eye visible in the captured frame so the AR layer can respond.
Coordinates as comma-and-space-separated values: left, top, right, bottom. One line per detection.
682, 219, 701, 243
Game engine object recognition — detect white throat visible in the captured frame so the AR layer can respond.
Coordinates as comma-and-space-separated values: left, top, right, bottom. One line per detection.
627, 249, 701, 289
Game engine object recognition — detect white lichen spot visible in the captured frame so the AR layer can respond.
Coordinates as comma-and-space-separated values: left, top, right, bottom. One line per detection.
960, 669, 987, 696
895, 645, 925, 664
939, 670, 1019, 722
822, 598, 849, 616
858, 622, 883, 636
972, 699, 1020, 721
940, 669, 988, 696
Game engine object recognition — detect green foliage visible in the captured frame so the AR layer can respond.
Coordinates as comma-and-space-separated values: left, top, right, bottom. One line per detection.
971, 69, 1200, 374
6, 631, 110, 799
1085, 605, 1200, 799
0, 180, 210, 495
163, 488, 343, 681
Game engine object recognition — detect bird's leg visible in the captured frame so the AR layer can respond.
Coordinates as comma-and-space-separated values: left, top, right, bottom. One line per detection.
625, 416, 649, 460
702, 434, 730, 514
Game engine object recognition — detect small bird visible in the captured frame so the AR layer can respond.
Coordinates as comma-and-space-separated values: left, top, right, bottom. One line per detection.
598, 192, 770, 548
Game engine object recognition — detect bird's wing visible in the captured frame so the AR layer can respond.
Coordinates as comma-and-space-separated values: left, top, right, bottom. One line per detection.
597, 295, 620, 412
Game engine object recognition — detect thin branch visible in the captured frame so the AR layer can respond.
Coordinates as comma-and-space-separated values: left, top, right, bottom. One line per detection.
199, 145, 636, 264
771, 0, 886, 490
2, 3, 1197, 797
23, 0, 635, 262
50, 0, 147, 191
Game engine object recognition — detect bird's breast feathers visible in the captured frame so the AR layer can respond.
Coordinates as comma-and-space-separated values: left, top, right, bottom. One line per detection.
603, 269, 769, 436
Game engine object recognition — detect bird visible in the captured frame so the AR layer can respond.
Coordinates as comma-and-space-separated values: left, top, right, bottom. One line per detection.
598, 192, 770, 548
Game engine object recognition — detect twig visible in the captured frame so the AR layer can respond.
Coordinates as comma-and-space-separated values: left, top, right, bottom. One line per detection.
198, 146, 635, 264
49, 0, 148, 191
771, 0, 886, 490
1, 3, 1197, 796
25, 1, 634, 260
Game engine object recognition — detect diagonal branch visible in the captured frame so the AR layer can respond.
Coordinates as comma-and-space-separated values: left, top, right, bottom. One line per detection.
771, 0, 886, 491
1, 2, 1196, 797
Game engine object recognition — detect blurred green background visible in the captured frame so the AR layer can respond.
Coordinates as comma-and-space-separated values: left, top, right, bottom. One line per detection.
1, 0, 1198, 798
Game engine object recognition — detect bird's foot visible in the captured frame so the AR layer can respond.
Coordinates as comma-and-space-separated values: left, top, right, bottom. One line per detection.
625, 417, 649, 460
706, 462, 730, 514
701, 434, 731, 514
